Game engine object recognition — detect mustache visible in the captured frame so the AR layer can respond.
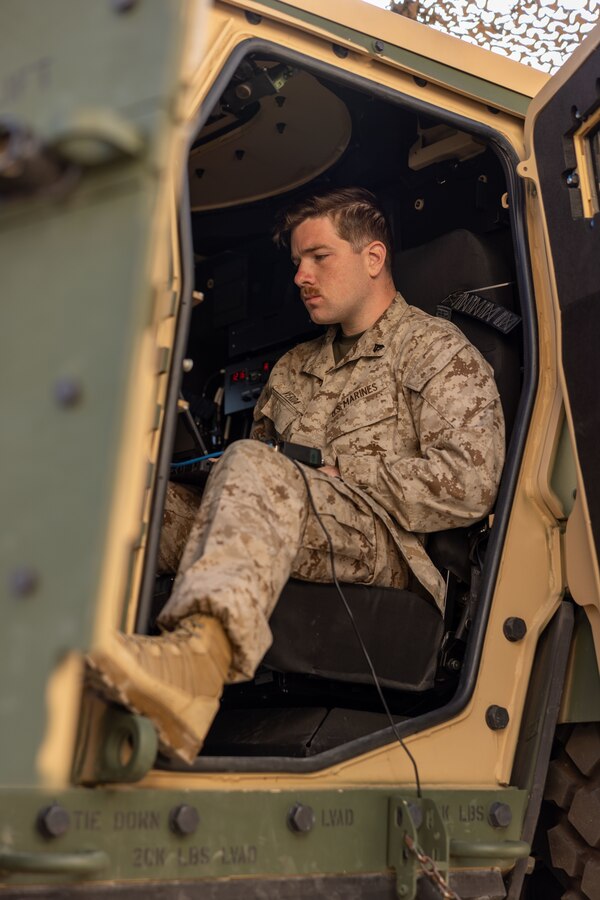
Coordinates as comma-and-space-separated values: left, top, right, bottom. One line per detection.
301, 288, 321, 300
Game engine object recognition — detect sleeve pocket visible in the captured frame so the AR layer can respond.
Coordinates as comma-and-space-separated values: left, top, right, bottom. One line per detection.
256, 390, 299, 440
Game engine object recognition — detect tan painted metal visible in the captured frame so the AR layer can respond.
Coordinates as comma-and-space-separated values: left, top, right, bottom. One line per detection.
36, 653, 85, 788
91, 8, 209, 647
180, 3, 527, 156
222, 0, 548, 107
132, 3, 566, 794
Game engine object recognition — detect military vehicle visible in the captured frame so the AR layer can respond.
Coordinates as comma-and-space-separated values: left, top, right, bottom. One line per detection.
2, 0, 600, 897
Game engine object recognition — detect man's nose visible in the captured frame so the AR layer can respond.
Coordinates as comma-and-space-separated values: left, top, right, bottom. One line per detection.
294, 260, 313, 287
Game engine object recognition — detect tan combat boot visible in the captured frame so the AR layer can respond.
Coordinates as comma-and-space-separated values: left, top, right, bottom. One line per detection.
87, 615, 232, 764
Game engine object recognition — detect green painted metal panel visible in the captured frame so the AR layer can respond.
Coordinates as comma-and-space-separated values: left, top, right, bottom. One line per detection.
0, 787, 527, 886
0, 1, 195, 785
249, 0, 532, 116
550, 416, 577, 518
560, 606, 600, 724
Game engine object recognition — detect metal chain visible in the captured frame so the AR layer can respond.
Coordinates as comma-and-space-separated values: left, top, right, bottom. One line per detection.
404, 834, 462, 900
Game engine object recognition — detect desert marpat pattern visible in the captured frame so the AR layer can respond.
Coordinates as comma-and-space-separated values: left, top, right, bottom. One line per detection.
252, 293, 504, 606
157, 294, 504, 679
158, 442, 408, 680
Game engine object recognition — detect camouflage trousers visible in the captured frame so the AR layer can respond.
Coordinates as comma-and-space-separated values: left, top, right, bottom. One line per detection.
157, 440, 408, 681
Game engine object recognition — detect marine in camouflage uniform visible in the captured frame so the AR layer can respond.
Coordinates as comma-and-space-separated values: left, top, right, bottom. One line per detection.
89, 187, 505, 762
158, 292, 504, 681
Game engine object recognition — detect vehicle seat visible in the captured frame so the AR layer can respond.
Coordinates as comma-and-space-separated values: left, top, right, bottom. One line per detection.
264, 581, 442, 692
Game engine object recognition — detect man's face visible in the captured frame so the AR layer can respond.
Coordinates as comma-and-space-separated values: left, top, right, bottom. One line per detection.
290, 215, 374, 334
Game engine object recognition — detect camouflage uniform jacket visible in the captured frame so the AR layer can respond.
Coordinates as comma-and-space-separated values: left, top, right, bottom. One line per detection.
252, 293, 505, 608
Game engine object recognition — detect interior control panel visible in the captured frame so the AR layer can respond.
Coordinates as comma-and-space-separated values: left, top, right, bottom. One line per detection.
224, 353, 278, 415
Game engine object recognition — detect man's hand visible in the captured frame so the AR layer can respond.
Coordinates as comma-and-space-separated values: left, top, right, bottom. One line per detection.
318, 465, 341, 479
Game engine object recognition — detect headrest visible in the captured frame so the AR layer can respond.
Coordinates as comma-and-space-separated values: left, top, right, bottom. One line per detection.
394, 228, 515, 316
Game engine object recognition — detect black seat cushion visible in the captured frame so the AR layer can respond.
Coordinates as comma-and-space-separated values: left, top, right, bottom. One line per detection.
264, 580, 443, 692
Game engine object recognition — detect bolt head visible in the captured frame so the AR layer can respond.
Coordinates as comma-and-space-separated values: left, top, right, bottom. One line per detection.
373, 39, 385, 53
407, 802, 423, 830
332, 43, 349, 59
54, 376, 83, 408
38, 804, 70, 838
170, 804, 199, 835
486, 705, 510, 731
112, 0, 138, 11
488, 801, 512, 828
503, 617, 527, 642
9, 566, 39, 598
288, 802, 315, 833
245, 11, 262, 24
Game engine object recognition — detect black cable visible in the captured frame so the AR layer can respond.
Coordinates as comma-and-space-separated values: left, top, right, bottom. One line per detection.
291, 459, 422, 798
201, 368, 225, 398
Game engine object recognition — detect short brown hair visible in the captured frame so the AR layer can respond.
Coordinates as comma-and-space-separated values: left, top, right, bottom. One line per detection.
274, 187, 393, 271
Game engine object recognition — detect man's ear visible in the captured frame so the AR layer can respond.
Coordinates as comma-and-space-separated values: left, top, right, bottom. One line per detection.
365, 240, 387, 277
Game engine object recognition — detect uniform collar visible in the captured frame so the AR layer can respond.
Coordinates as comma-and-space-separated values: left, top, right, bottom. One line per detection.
301, 292, 408, 378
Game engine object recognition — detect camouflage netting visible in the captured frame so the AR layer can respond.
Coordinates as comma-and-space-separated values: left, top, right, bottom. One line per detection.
390, 0, 599, 72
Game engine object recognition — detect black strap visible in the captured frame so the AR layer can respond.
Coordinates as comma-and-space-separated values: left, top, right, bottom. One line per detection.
436, 290, 521, 335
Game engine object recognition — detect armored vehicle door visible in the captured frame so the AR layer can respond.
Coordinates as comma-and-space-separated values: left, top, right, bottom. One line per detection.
0, 0, 205, 787
522, 24, 600, 654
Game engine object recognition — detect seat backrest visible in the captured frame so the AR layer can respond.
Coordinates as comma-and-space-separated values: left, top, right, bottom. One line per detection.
394, 228, 521, 440
396, 229, 521, 583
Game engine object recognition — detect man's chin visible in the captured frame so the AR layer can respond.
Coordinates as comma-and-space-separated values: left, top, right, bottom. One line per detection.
306, 305, 337, 326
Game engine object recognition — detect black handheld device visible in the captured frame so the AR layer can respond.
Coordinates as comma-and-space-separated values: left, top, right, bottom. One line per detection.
277, 441, 323, 468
